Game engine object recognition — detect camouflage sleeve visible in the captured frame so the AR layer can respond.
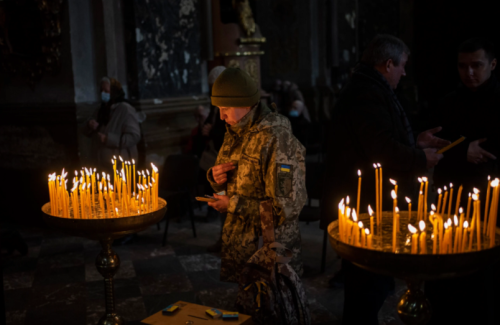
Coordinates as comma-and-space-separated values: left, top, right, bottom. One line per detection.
206, 167, 227, 193
263, 128, 307, 225
228, 127, 307, 226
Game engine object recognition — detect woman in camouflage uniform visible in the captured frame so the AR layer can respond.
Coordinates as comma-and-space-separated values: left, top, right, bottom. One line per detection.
207, 68, 307, 282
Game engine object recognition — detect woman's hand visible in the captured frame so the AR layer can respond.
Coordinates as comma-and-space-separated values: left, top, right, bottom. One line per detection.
208, 193, 229, 213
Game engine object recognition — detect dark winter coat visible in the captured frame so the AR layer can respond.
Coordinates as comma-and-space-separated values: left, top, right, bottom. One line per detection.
320, 64, 427, 229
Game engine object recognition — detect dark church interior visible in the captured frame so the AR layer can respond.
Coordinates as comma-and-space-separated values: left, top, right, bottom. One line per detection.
2, 0, 500, 324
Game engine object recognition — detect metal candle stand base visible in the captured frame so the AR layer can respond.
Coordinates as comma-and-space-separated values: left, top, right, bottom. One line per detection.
328, 211, 500, 325
42, 198, 167, 325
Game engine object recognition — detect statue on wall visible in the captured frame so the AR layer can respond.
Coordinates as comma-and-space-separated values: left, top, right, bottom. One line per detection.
0, 0, 64, 88
232, 0, 255, 36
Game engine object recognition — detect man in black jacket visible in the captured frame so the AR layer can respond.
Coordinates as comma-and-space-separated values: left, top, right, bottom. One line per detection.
427, 38, 499, 325
320, 35, 448, 325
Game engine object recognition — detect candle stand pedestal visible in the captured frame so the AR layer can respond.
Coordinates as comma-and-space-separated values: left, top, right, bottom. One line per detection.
328, 211, 500, 325
42, 198, 167, 325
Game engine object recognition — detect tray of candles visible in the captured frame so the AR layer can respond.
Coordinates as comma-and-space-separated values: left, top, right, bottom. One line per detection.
327, 164, 500, 325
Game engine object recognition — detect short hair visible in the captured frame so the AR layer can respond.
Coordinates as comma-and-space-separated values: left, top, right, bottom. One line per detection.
458, 38, 496, 61
361, 34, 410, 67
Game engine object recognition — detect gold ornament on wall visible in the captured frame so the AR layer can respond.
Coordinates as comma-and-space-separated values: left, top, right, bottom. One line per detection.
232, 0, 255, 37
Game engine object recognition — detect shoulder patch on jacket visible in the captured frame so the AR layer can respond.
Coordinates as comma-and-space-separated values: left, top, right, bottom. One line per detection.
276, 163, 293, 198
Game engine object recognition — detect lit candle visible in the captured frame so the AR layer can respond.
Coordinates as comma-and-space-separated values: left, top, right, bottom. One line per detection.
418, 191, 423, 221
476, 198, 482, 251
409, 224, 418, 254
132, 159, 136, 195
390, 179, 398, 196
466, 192, 472, 223
453, 215, 459, 253
484, 176, 491, 235
469, 194, 478, 252
391, 190, 397, 252
406, 197, 412, 220
374, 164, 379, 226
365, 228, 372, 249
377, 163, 383, 224
448, 183, 454, 219
422, 176, 429, 221
441, 186, 449, 216
351, 208, 357, 246
338, 199, 345, 241
357, 170, 362, 215
454, 185, 463, 218
488, 179, 500, 247
436, 188, 443, 214
368, 205, 374, 236
430, 211, 437, 254
443, 221, 451, 254
419, 220, 427, 254
461, 221, 469, 252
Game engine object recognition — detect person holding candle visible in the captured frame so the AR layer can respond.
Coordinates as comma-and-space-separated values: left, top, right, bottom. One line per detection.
320, 34, 450, 325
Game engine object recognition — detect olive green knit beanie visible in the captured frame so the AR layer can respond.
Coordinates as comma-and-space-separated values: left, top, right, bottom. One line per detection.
211, 68, 260, 107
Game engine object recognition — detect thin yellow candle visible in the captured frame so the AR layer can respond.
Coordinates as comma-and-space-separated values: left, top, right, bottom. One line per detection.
338, 199, 345, 241
436, 188, 443, 214
404, 197, 411, 220
358, 221, 364, 247
466, 192, 472, 223
132, 159, 136, 195
365, 228, 371, 248
430, 211, 437, 254
476, 199, 481, 251
461, 221, 469, 252
484, 177, 491, 235
350, 208, 357, 245
469, 194, 478, 251
391, 190, 397, 252
454, 185, 463, 219
389, 179, 398, 196
417, 191, 423, 221
377, 163, 383, 223
409, 224, 418, 254
457, 209, 464, 252
419, 220, 427, 254
453, 215, 459, 253
368, 205, 374, 236
357, 170, 362, 215
374, 164, 379, 226
423, 176, 429, 221
441, 186, 449, 216
448, 183, 454, 219
489, 179, 500, 247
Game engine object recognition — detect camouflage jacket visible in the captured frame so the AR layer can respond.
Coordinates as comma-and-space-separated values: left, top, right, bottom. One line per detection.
207, 102, 307, 282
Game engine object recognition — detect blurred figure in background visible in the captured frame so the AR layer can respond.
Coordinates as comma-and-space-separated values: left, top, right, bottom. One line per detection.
83, 77, 142, 170
184, 105, 210, 158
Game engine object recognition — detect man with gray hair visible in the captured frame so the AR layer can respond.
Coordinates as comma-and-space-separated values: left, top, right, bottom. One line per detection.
320, 34, 449, 324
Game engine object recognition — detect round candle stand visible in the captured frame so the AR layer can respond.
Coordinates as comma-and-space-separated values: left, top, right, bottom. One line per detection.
328, 211, 500, 325
42, 198, 167, 325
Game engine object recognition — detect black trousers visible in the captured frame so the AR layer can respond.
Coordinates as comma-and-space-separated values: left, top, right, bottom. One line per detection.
342, 259, 394, 325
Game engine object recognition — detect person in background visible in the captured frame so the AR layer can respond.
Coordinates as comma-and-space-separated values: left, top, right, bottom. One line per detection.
320, 34, 448, 325
83, 77, 141, 169
184, 105, 210, 158
427, 38, 500, 325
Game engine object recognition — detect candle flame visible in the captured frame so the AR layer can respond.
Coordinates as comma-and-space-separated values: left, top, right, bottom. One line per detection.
418, 177, 422, 182
450, 183, 453, 188
373, 163, 377, 169
377, 163, 381, 168
358, 170, 361, 176
146, 170, 150, 176
469, 192, 471, 197
447, 218, 452, 226
408, 224, 417, 234
113, 155, 117, 159
488, 175, 491, 180
111, 159, 114, 164
109, 185, 113, 191
368, 205, 374, 216
472, 194, 478, 201
82, 183, 86, 190
419, 191, 423, 195
351, 209, 357, 221
104, 187, 108, 191
464, 221, 469, 228
389, 179, 397, 185
422, 176, 428, 182
431, 203, 436, 211
438, 188, 442, 194
459, 207, 463, 214
430, 211, 435, 216
473, 188, 479, 194
99, 183, 102, 190
395, 206, 400, 213
444, 222, 449, 230
107, 174, 110, 181
406, 197, 411, 204
492, 179, 500, 187
346, 196, 350, 205
419, 220, 426, 231
132, 159, 135, 164
115, 207, 119, 213
454, 215, 458, 226
119, 156, 123, 162
365, 228, 370, 235
358, 221, 363, 228
391, 190, 397, 199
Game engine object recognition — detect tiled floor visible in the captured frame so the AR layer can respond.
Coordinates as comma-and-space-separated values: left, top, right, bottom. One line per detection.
2, 205, 404, 325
